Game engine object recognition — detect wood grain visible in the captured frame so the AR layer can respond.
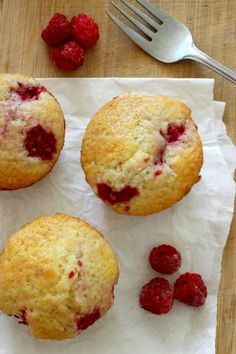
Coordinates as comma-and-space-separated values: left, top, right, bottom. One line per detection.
0, 0, 235, 352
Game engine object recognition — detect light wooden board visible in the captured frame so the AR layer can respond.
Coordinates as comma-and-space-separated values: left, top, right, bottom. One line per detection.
0, 0, 236, 352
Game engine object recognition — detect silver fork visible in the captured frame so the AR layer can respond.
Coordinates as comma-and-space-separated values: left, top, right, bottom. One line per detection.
107, 0, 236, 84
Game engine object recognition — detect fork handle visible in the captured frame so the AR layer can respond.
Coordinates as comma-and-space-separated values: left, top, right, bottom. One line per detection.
184, 45, 236, 84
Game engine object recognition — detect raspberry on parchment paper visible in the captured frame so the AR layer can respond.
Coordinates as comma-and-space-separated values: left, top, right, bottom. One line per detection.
174, 272, 208, 307
149, 244, 182, 275
139, 277, 174, 315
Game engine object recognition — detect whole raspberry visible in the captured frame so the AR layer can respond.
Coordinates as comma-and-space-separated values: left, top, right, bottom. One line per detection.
174, 273, 207, 307
139, 277, 174, 315
149, 244, 181, 274
41, 13, 72, 46
71, 14, 99, 49
52, 41, 85, 70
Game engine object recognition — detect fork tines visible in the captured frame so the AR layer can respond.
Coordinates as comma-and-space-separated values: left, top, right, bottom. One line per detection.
107, 0, 169, 43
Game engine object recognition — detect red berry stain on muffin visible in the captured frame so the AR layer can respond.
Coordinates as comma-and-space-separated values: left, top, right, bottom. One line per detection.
77, 307, 101, 330
0, 112, 12, 137
18, 309, 28, 325
144, 157, 150, 163
77, 259, 83, 267
154, 123, 185, 173
97, 183, 139, 204
161, 123, 185, 144
68, 271, 75, 279
154, 147, 165, 166
24, 124, 57, 161
14, 82, 46, 101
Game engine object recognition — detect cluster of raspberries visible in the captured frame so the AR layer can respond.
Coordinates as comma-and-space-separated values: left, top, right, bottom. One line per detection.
41, 13, 99, 70
139, 244, 208, 315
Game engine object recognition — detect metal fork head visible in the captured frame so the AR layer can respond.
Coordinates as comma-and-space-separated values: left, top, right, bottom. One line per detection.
107, 0, 194, 63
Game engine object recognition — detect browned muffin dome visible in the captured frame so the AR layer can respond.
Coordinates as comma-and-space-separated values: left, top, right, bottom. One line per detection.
81, 94, 203, 216
0, 214, 119, 340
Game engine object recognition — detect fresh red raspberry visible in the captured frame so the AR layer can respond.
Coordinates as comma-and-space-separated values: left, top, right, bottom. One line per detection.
149, 244, 181, 274
71, 14, 99, 49
174, 273, 207, 307
41, 13, 72, 46
139, 277, 174, 315
52, 41, 85, 70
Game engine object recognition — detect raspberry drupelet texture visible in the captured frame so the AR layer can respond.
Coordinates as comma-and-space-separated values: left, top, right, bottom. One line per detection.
41, 13, 72, 46
71, 14, 99, 49
52, 40, 85, 70
139, 277, 174, 315
149, 244, 181, 274
174, 272, 207, 307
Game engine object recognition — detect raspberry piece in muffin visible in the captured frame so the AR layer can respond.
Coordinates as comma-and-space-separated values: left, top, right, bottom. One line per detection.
76, 307, 101, 330
24, 124, 57, 161
13, 82, 46, 101
161, 123, 185, 144
68, 271, 75, 279
97, 183, 139, 204
18, 309, 28, 325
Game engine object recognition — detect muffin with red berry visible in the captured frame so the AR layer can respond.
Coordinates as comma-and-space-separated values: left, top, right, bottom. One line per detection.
81, 94, 203, 216
0, 213, 119, 340
0, 73, 65, 189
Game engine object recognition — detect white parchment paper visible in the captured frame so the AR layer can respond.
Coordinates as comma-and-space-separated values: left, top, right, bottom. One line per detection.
0, 78, 235, 354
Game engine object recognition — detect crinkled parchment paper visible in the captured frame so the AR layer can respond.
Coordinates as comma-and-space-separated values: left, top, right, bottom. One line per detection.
0, 78, 235, 354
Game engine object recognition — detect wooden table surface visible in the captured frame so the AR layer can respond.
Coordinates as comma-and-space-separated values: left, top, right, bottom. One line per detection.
0, 0, 235, 352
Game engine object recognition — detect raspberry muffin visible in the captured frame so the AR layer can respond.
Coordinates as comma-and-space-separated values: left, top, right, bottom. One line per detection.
81, 94, 203, 216
0, 213, 119, 340
0, 73, 65, 189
